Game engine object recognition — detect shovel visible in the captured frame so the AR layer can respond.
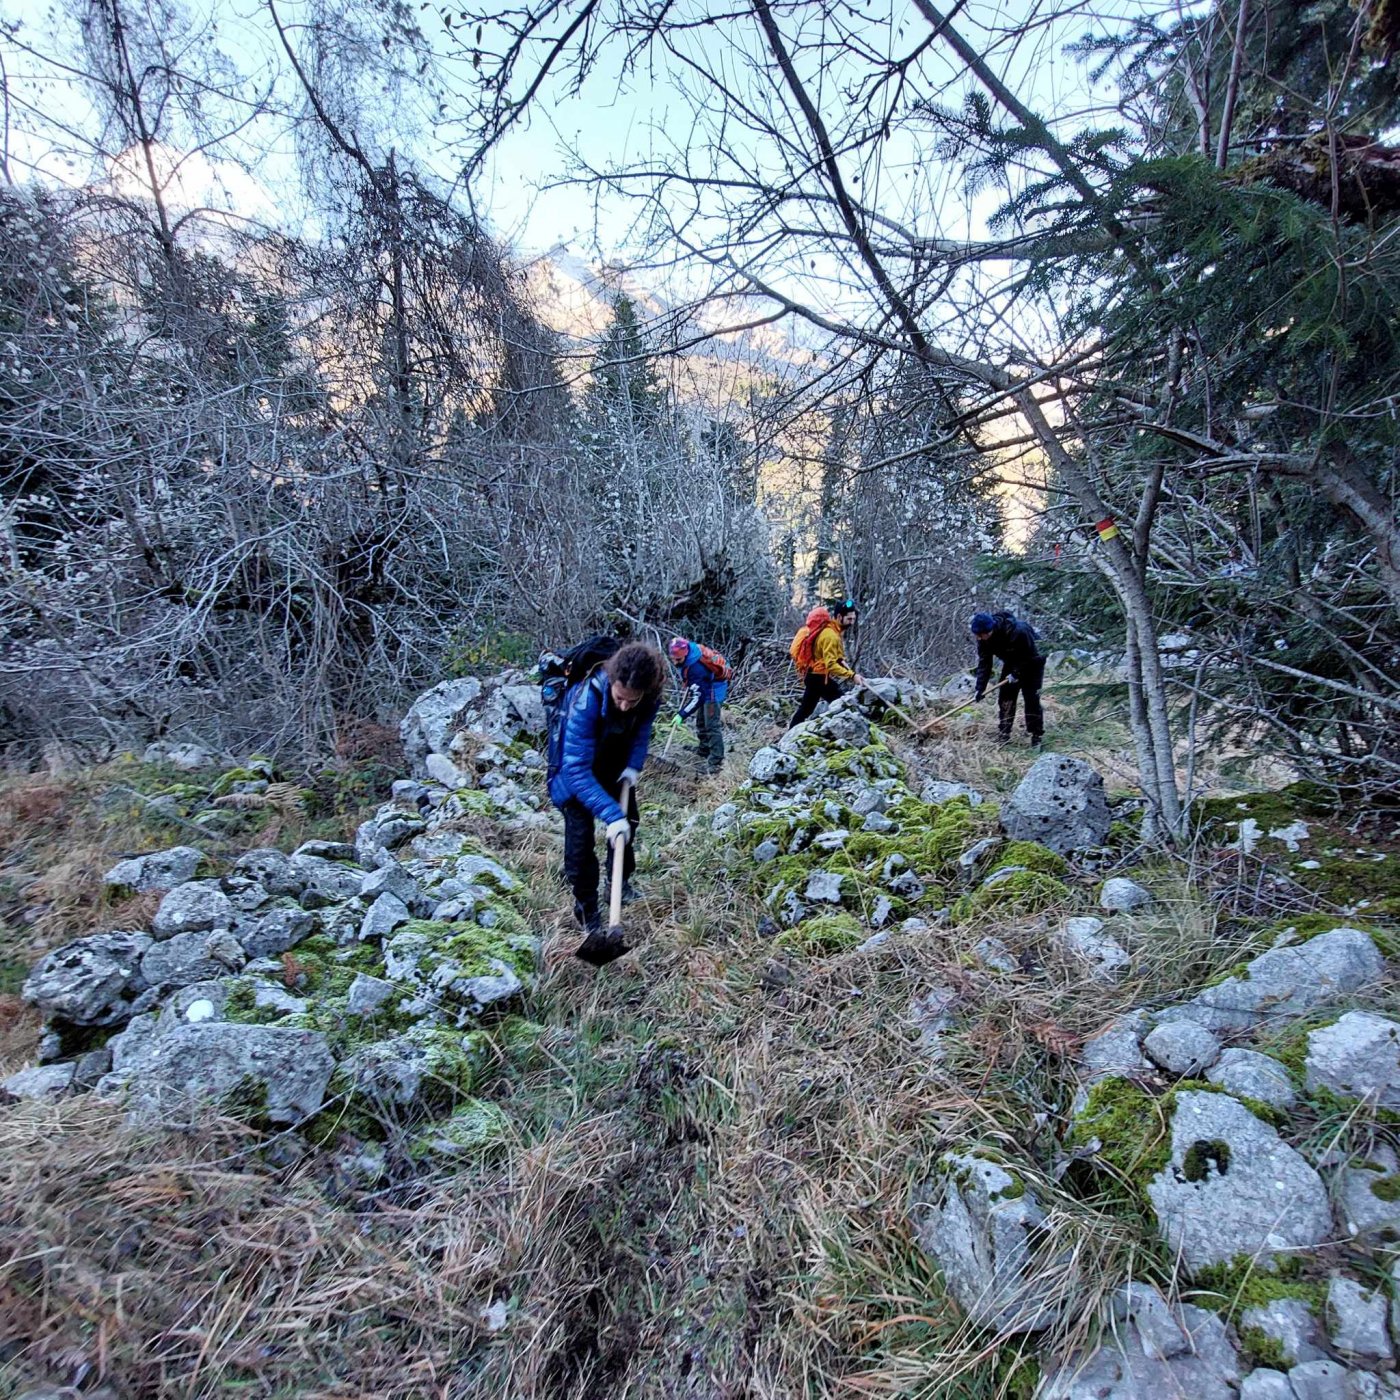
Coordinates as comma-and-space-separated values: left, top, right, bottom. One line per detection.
575, 780, 634, 966
913, 697, 979, 736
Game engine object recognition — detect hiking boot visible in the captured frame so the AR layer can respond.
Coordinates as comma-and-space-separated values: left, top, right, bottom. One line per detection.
620, 882, 642, 907
996, 731, 1012, 746
1030, 734, 1043, 749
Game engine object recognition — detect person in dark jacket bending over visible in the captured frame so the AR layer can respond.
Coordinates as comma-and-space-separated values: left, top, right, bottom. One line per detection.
971, 610, 1045, 747
547, 642, 664, 936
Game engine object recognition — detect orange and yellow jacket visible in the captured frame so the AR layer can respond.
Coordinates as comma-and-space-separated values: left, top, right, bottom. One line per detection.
790, 607, 855, 681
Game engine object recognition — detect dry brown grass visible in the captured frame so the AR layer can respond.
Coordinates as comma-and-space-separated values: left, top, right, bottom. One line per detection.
0, 691, 1314, 1399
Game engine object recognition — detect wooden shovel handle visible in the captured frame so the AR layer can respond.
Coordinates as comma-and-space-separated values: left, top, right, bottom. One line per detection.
607, 780, 633, 928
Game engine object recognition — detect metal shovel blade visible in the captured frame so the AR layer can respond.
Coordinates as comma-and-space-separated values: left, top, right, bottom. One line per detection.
575, 927, 630, 966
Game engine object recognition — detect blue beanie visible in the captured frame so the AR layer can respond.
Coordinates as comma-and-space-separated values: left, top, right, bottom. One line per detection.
970, 612, 996, 634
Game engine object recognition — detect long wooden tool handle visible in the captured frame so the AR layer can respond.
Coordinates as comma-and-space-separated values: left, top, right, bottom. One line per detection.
914, 698, 976, 735
607, 780, 633, 927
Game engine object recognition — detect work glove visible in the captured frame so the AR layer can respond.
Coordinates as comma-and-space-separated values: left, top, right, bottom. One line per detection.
606, 817, 631, 847
619, 766, 640, 788
679, 684, 701, 719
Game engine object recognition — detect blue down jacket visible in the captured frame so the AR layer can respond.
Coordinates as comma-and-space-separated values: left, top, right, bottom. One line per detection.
547, 672, 658, 824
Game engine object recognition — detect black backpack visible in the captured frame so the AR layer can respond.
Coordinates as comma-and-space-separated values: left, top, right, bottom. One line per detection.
541, 634, 621, 779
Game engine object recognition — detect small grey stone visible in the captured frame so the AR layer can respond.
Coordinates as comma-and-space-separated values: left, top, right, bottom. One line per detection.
1327, 1276, 1393, 1361
454, 854, 516, 892
1146, 1090, 1331, 1274
399, 676, 483, 777
1078, 1011, 1150, 1084
1143, 1021, 1221, 1076
249, 980, 306, 1016
222, 876, 270, 912
424, 752, 468, 787
909, 984, 958, 1060
71, 1047, 112, 1090
1206, 1050, 1297, 1110
232, 848, 299, 897
1056, 915, 1131, 980
104, 845, 205, 893
359, 892, 412, 942
1305, 1011, 1400, 1110
869, 896, 895, 929
1336, 1146, 1400, 1240
3, 1062, 76, 1101
291, 854, 365, 909
861, 811, 895, 833
359, 862, 420, 905
1287, 1362, 1351, 1400
805, 871, 844, 904
346, 972, 397, 1016
980, 864, 1029, 889
753, 839, 781, 863
292, 840, 357, 862
887, 870, 926, 900
233, 903, 316, 958
775, 890, 805, 927
812, 830, 849, 852
975, 937, 1017, 974
1100, 877, 1152, 912
911, 1151, 1068, 1334
849, 785, 888, 817
1239, 1372, 1295, 1400
152, 880, 234, 938
1038, 1285, 1241, 1399
711, 803, 740, 835
958, 837, 1001, 870
1239, 1298, 1327, 1366
142, 929, 246, 990
921, 780, 983, 807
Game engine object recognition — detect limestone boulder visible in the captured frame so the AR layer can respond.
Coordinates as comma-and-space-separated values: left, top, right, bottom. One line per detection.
110, 1022, 334, 1126
400, 677, 484, 777
912, 1152, 1071, 1335
104, 845, 205, 894
1038, 1282, 1241, 1400
1155, 928, 1384, 1035
1000, 754, 1111, 855
151, 880, 233, 938
1305, 1011, 1400, 1111
22, 930, 153, 1026
1145, 1090, 1331, 1275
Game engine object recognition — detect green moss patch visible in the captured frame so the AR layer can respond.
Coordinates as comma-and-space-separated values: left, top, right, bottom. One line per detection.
775, 913, 865, 956
950, 870, 1071, 923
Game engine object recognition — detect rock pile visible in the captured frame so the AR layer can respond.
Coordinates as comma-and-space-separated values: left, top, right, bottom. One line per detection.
5, 675, 557, 1172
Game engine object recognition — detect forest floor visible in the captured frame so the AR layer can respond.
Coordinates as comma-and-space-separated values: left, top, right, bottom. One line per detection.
0, 680, 1395, 1399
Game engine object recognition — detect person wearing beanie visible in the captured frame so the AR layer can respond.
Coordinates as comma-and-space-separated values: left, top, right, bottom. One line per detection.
970, 610, 1045, 746
667, 635, 731, 774
787, 600, 865, 729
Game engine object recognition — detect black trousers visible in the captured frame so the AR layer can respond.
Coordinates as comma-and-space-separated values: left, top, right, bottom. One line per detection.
561, 784, 640, 931
788, 673, 843, 728
696, 701, 725, 772
997, 656, 1046, 738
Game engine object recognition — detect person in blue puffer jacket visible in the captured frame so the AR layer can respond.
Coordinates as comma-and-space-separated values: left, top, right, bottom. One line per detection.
667, 636, 730, 774
547, 641, 664, 936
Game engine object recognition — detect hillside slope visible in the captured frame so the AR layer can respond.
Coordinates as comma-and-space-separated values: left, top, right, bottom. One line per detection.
1, 675, 1398, 1399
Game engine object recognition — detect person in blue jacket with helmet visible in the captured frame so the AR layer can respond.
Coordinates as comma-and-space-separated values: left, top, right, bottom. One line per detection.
667, 635, 730, 774
547, 641, 664, 941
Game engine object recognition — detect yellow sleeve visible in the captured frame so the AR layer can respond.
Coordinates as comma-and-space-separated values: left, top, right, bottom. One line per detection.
815, 627, 854, 680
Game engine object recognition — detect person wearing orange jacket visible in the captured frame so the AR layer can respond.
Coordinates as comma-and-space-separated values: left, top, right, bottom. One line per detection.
786, 600, 865, 728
